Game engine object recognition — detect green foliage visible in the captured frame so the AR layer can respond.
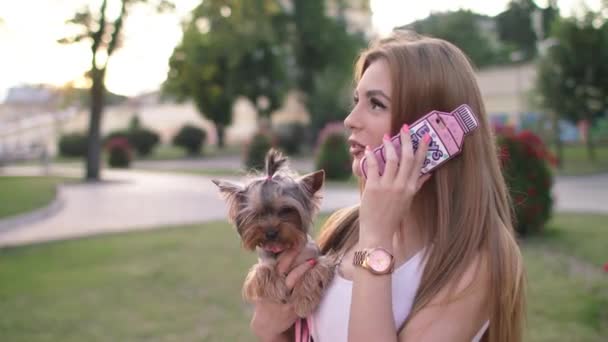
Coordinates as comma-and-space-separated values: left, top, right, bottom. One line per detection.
172, 125, 207, 156
163, 0, 290, 148
291, 0, 366, 139
496, 128, 555, 235
314, 122, 351, 180
128, 129, 160, 156
407, 10, 505, 67
275, 122, 308, 155
58, 133, 88, 158
105, 137, 132, 168
537, 14, 608, 125
495, 0, 557, 60
105, 127, 160, 157
244, 131, 275, 171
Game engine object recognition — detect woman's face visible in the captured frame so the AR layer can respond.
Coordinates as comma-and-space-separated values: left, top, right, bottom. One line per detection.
344, 59, 393, 178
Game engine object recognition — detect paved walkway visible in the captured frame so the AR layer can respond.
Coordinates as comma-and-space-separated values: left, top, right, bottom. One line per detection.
0, 164, 359, 247
0, 159, 607, 248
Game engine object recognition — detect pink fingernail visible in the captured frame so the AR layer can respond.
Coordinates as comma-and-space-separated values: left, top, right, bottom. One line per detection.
383, 133, 390, 141
402, 124, 409, 132
365, 145, 370, 151
307, 258, 317, 266
424, 134, 431, 143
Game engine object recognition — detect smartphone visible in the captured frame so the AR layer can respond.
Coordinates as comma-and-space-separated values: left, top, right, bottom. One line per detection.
360, 104, 479, 178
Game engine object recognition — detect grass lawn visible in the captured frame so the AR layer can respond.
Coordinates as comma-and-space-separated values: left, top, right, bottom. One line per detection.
0, 213, 605, 341
0, 176, 71, 219
553, 143, 608, 176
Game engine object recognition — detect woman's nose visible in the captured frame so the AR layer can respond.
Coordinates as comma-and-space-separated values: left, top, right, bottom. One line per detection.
344, 108, 360, 131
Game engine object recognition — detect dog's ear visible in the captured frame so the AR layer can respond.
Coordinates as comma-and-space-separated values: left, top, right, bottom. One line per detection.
297, 169, 325, 195
211, 179, 245, 222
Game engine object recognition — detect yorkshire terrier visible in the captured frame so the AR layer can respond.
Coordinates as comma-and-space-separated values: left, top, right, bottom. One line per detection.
212, 149, 335, 317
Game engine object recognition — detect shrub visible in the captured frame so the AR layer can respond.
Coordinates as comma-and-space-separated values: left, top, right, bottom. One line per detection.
314, 122, 351, 180
105, 137, 133, 168
244, 131, 276, 171
128, 128, 160, 156
58, 133, 88, 157
275, 122, 308, 155
172, 124, 207, 155
105, 128, 160, 157
496, 128, 556, 236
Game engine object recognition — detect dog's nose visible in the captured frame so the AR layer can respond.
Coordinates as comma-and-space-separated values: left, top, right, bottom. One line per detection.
265, 229, 279, 240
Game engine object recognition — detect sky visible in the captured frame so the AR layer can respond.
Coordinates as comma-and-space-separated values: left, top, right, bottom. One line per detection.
0, 0, 603, 101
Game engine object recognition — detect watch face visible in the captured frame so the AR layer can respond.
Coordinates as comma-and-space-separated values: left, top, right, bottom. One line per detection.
368, 249, 392, 272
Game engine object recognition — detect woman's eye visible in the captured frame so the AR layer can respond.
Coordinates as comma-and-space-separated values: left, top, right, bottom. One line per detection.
370, 98, 386, 110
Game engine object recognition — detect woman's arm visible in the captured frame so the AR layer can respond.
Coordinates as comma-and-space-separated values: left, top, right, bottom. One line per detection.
348, 235, 399, 342
348, 251, 490, 342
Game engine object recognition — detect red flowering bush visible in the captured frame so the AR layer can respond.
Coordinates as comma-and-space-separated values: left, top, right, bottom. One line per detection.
105, 137, 133, 168
314, 122, 351, 180
496, 127, 555, 235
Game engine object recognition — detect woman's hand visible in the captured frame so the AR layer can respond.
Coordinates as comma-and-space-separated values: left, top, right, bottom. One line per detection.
359, 124, 432, 243
250, 245, 317, 342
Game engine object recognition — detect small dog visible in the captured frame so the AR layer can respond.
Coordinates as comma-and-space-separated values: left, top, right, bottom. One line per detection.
212, 149, 334, 317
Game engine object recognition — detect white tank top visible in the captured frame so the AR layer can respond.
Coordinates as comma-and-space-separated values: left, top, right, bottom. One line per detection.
311, 248, 489, 341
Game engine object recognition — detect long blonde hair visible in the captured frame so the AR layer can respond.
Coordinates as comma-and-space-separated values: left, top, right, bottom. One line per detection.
318, 31, 526, 342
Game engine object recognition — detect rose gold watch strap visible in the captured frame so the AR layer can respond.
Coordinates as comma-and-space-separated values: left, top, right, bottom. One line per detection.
353, 250, 368, 267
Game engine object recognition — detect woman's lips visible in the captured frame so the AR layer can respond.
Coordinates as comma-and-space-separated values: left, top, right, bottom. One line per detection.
349, 141, 365, 159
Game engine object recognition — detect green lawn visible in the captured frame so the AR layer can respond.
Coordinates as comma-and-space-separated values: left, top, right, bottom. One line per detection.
553, 144, 608, 176
0, 176, 71, 219
0, 213, 605, 341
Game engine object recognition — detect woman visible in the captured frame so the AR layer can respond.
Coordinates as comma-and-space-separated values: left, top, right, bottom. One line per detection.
250, 31, 526, 342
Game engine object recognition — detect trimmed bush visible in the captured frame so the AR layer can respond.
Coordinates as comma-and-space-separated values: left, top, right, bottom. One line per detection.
129, 128, 160, 156
58, 133, 88, 158
105, 137, 133, 168
314, 122, 351, 180
275, 122, 308, 155
244, 131, 275, 171
172, 124, 207, 155
105, 128, 160, 157
496, 128, 556, 236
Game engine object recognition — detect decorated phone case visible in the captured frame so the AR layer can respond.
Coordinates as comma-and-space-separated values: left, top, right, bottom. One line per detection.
360, 104, 479, 178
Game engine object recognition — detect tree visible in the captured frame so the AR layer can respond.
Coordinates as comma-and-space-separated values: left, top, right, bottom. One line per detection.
536, 12, 608, 162
496, 0, 558, 61
163, 0, 290, 148
290, 0, 366, 140
59, 0, 173, 181
403, 10, 504, 68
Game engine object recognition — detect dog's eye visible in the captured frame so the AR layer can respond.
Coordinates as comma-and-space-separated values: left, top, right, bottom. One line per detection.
278, 207, 295, 217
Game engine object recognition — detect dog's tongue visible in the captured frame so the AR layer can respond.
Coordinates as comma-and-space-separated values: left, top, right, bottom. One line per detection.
264, 244, 284, 254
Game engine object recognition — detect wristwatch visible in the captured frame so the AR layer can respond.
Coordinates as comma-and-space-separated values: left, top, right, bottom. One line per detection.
353, 247, 395, 275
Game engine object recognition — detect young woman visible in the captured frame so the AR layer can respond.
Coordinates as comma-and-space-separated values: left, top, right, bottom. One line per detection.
250, 31, 526, 342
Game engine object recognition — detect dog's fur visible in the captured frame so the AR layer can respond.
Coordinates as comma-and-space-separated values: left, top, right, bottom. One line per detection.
212, 149, 335, 317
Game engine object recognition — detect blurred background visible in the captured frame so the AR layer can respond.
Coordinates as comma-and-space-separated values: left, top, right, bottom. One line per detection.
0, 0, 606, 341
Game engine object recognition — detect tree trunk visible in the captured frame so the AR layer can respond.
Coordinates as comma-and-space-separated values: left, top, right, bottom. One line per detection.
552, 110, 563, 168
216, 123, 225, 149
85, 67, 106, 181
582, 116, 596, 163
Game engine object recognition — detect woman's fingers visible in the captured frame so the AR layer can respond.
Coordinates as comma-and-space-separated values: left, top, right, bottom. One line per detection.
363, 145, 379, 183
276, 242, 304, 276
381, 134, 399, 182
285, 259, 316, 290
396, 124, 416, 183
409, 133, 431, 186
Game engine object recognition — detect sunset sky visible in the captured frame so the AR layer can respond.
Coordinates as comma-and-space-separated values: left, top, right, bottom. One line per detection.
0, 0, 601, 101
